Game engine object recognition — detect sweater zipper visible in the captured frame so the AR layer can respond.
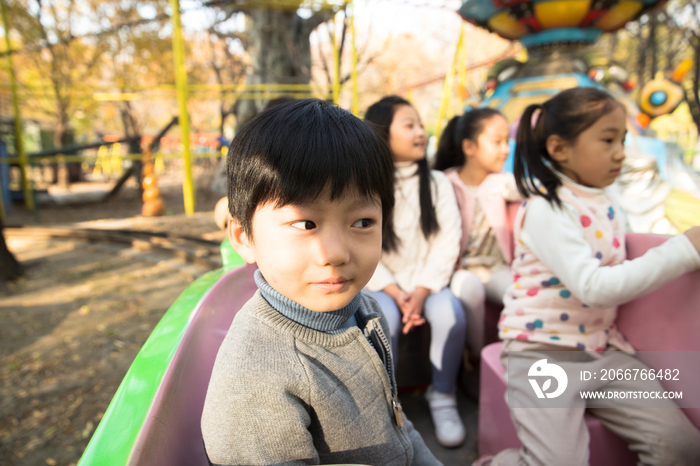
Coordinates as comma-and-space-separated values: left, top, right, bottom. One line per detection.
367, 319, 405, 429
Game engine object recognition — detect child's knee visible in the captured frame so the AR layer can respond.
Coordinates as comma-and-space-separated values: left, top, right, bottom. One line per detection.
544, 452, 588, 466
427, 289, 466, 327
451, 270, 485, 309
649, 423, 700, 466
506, 447, 587, 466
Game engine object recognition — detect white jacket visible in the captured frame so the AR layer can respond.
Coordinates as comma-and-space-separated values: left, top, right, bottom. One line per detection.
367, 162, 462, 293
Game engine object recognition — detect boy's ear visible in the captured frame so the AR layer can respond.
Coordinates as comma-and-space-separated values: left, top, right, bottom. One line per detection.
227, 219, 257, 264
461, 138, 477, 158
546, 134, 570, 164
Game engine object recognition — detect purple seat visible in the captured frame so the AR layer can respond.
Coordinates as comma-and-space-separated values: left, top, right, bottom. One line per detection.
129, 263, 258, 465
479, 233, 700, 463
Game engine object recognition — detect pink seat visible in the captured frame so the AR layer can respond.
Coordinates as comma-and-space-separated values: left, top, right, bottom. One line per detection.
129, 264, 258, 465
483, 201, 522, 348
479, 233, 700, 463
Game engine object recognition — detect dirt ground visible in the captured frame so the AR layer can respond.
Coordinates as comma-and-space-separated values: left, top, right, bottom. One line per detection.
0, 166, 225, 466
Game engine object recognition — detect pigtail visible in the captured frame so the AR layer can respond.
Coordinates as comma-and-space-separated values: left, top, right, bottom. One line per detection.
433, 116, 465, 171
434, 108, 504, 173
514, 104, 562, 207
417, 158, 440, 239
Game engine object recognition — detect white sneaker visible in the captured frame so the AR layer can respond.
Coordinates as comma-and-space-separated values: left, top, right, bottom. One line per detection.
424, 386, 466, 448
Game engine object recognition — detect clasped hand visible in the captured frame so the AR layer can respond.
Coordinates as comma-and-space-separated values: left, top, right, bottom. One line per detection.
385, 285, 430, 334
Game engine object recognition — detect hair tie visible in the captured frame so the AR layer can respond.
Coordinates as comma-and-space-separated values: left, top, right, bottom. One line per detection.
530, 104, 544, 130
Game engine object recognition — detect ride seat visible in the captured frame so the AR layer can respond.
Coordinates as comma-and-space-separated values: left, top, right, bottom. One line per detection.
129, 264, 258, 465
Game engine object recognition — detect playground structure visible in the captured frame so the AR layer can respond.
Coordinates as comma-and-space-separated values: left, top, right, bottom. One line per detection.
0, 0, 360, 220
443, 0, 700, 234
60, 2, 700, 464
6, 0, 694, 230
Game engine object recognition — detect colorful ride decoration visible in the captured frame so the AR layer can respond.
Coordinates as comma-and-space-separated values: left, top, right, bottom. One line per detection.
458, 0, 664, 49
141, 148, 166, 217
457, 0, 669, 128
456, 0, 700, 235
636, 59, 691, 127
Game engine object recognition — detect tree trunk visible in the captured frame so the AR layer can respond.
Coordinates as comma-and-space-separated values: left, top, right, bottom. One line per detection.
120, 100, 143, 187
0, 217, 22, 282
53, 110, 66, 187
210, 6, 329, 194
53, 106, 82, 186
233, 8, 327, 130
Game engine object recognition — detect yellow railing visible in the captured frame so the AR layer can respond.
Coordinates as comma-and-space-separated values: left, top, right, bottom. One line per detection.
171, 0, 195, 215
435, 21, 466, 146
0, 150, 223, 166
0, 0, 359, 219
1, 0, 33, 215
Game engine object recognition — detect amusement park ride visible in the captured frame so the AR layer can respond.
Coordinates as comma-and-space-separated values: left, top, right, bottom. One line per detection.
457, 2, 700, 461
78, 2, 700, 465
458, 0, 700, 234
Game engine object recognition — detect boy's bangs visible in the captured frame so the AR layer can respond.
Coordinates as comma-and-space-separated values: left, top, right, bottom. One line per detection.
260, 106, 391, 209
228, 99, 394, 234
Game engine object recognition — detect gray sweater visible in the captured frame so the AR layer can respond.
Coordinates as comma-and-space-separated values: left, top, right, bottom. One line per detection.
201, 289, 443, 466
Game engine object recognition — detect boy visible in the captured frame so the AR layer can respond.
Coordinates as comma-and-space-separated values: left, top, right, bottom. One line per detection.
201, 99, 442, 466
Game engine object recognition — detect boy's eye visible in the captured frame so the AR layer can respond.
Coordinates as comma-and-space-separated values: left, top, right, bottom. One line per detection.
291, 220, 316, 230
352, 218, 374, 228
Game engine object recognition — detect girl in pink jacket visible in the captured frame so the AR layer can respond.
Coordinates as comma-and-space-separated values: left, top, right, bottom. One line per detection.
434, 109, 521, 359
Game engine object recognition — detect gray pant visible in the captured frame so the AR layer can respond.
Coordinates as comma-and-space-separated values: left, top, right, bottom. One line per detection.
491, 339, 700, 466
370, 288, 466, 394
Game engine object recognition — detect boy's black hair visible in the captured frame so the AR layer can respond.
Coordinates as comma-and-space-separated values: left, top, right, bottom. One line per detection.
514, 87, 623, 207
227, 99, 396, 251
433, 108, 504, 171
364, 96, 438, 246
264, 96, 295, 110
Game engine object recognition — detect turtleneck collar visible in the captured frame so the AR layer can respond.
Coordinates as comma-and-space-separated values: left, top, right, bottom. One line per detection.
394, 161, 419, 180
554, 169, 606, 197
254, 269, 361, 333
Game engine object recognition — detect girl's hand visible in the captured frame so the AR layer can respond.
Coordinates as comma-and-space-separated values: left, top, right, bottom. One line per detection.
383, 284, 407, 304
402, 313, 425, 334
684, 226, 700, 255
383, 284, 415, 324
401, 287, 430, 334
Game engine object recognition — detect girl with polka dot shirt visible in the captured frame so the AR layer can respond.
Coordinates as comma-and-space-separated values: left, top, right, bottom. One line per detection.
477, 88, 700, 466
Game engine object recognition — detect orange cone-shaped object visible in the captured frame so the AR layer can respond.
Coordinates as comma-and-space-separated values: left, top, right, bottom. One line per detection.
142, 147, 165, 217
